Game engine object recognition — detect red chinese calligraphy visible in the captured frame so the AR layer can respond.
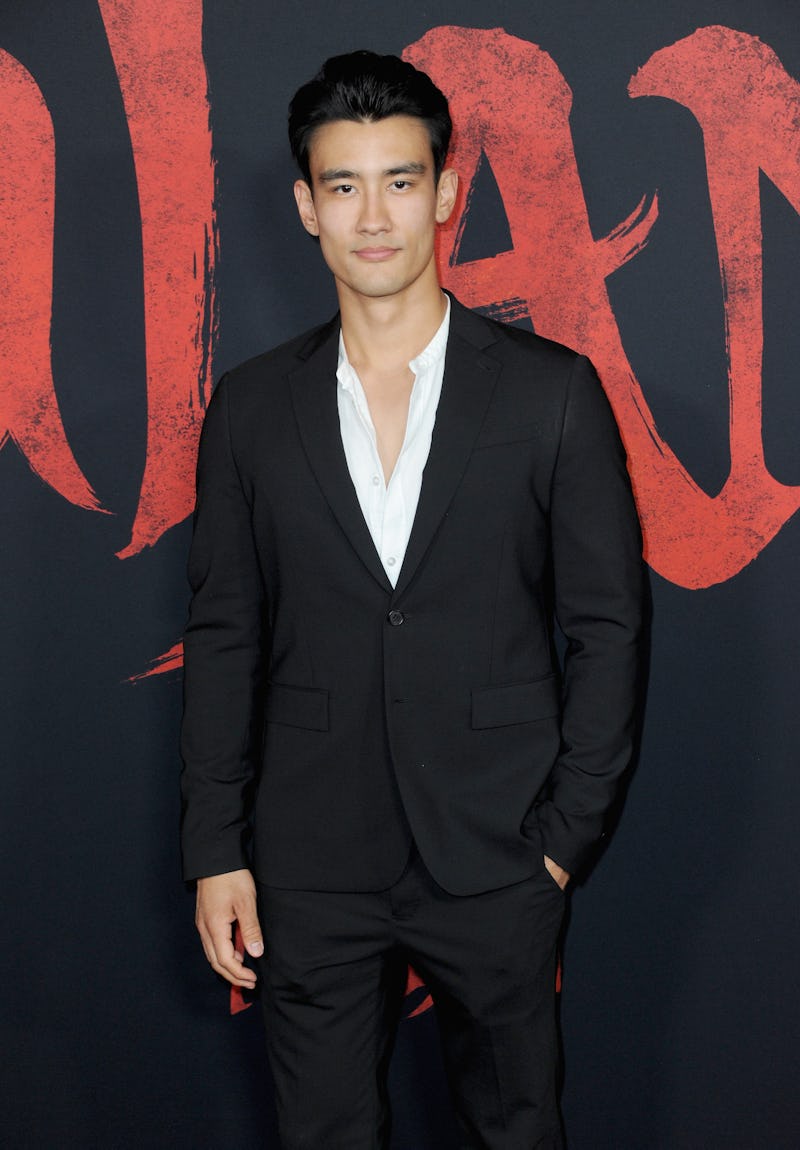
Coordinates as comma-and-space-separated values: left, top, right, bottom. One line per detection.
405, 25, 800, 587
98, 0, 218, 558
0, 52, 102, 511
2, 19, 798, 616
0, 0, 217, 555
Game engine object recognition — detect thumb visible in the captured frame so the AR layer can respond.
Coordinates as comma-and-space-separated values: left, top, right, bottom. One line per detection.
238, 906, 264, 958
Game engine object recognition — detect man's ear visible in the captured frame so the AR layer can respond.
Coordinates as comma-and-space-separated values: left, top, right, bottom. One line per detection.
294, 180, 319, 236
435, 168, 459, 225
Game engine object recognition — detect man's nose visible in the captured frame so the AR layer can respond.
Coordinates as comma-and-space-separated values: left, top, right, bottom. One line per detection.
357, 189, 391, 233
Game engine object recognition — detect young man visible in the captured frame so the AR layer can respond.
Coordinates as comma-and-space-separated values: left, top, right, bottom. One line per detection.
181, 51, 644, 1149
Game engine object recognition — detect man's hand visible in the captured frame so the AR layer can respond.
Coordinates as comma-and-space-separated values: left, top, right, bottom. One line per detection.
543, 854, 571, 891
195, 868, 263, 988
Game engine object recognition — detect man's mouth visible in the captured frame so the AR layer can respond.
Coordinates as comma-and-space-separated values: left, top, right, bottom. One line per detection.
353, 247, 399, 261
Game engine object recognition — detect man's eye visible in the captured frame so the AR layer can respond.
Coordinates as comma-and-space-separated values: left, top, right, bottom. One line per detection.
392, 180, 410, 190
334, 184, 354, 194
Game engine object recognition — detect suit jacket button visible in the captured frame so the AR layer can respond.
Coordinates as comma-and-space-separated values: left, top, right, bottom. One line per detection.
387, 610, 405, 626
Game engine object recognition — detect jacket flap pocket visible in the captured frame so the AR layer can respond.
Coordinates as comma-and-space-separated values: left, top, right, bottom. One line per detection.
471, 676, 560, 729
266, 683, 329, 731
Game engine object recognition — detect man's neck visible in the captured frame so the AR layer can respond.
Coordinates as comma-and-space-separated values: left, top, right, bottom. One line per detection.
339, 280, 448, 376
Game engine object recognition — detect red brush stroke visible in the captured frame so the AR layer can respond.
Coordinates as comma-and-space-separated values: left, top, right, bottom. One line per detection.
628, 26, 800, 583
404, 965, 434, 1018
0, 52, 102, 510
405, 26, 800, 588
230, 924, 254, 1015
97, 0, 218, 559
127, 641, 184, 683
229, 986, 251, 1015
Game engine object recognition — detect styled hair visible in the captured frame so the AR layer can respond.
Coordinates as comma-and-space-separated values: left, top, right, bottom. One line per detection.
288, 50, 452, 185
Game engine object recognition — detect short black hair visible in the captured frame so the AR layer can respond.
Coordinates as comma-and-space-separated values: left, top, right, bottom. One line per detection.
288, 50, 452, 185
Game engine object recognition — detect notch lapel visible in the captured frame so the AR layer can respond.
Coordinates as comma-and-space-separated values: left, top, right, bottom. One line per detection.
393, 305, 501, 599
288, 318, 393, 593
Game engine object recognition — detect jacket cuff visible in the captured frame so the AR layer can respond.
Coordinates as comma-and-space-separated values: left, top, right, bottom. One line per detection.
535, 799, 606, 876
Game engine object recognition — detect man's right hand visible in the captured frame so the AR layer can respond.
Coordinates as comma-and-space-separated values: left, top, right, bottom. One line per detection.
195, 868, 264, 988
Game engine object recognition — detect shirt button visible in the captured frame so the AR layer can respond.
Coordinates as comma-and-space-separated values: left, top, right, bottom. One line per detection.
386, 556, 396, 567
372, 475, 381, 486
387, 610, 404, 626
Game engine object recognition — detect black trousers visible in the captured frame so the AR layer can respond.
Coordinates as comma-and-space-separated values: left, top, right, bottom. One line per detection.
257, 846, 566, 1150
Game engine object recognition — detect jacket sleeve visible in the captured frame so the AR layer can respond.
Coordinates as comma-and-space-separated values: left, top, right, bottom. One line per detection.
536, 354, 645, 874
179, 375, 267, 881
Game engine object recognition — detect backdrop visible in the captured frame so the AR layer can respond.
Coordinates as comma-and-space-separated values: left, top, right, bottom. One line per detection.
2, 1, 799, 1146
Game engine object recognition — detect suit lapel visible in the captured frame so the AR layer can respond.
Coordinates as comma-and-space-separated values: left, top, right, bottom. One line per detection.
288, 299, 502, 599
393, 300, 501, 599
288, 317, 393, 592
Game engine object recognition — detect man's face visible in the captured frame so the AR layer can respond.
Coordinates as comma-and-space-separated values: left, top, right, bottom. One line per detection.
293, 115, 457, 305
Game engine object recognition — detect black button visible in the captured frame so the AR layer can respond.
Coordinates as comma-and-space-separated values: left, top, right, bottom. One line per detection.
387, 610, 405, 626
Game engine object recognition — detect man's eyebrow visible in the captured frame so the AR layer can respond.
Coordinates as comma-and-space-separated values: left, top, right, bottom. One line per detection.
318, 168, 358, 183
317, 161, 428, 182
384, 161, 427, 176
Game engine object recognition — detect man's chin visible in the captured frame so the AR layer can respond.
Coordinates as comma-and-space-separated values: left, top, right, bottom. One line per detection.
338, 275, 409, 302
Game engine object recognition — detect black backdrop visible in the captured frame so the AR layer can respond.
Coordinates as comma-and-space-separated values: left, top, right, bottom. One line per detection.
2, 1, 799, 1146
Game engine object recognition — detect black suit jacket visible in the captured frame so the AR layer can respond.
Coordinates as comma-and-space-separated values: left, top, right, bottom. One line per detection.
180, 295, 644, 895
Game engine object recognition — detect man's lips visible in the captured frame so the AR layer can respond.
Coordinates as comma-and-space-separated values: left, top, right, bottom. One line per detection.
353, 247, 399, 261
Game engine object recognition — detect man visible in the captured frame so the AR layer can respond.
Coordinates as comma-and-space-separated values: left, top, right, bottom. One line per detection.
181, 50, 644, 1149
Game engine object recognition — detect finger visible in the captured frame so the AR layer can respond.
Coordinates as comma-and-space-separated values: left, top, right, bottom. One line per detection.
208, 927, 258, 987
196, 907, 252, 984
236, 905, 264, 959
195, 917, 222, 971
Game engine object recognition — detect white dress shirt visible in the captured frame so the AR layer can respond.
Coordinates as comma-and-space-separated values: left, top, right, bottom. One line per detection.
336, 296, 450, 588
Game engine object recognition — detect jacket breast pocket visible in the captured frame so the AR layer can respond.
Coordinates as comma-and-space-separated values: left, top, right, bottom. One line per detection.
265, 682, 329, 731
471, 676, 560, 729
